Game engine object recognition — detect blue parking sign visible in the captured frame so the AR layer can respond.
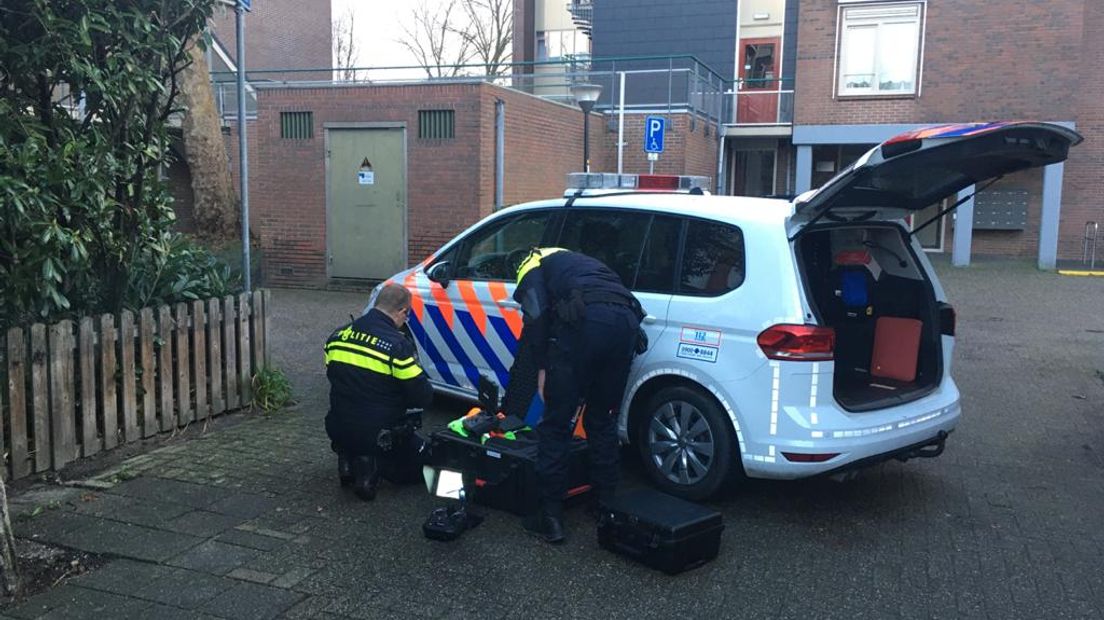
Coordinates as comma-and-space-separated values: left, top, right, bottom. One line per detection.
644, 116, 665, 153
239, 0, 252, 11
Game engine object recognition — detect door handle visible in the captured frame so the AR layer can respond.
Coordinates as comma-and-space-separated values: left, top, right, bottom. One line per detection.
501, 300, 521, 309
643, 315, 657, 325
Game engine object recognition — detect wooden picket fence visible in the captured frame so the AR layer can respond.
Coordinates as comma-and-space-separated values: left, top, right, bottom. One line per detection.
0, 290, 271, 481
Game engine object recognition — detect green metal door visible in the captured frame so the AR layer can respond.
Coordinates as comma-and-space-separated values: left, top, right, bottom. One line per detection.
327, 127, 406, 279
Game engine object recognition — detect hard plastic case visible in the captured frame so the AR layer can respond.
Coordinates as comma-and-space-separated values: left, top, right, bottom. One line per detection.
870, 316, 923, 382
596, 488, 724, 575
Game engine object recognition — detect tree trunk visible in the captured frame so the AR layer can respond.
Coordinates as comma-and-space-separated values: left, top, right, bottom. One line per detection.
179, 40, 239, 242
0, 477, 20, 598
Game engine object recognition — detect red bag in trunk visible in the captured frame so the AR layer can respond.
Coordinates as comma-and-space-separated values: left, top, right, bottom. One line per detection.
870, 317, 923, 382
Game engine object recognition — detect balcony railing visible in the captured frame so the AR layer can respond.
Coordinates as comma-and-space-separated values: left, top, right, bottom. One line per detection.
725, 77, 794, 127
212, 80, 258, 120
208, 55, 727, 125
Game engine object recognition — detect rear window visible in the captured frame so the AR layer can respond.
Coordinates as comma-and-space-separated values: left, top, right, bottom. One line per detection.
679, 220, 745, 296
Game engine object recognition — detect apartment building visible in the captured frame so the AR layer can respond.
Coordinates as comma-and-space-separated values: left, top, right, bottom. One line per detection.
587, 0, 1101, 266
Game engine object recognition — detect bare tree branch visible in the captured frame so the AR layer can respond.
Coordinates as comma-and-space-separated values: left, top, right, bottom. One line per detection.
332, 7, 359, 81
454, 0, 513, 76
397, 0, 474, 78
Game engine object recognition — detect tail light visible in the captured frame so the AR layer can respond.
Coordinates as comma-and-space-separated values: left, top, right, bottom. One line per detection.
938, 303, 956, 336
757, 324, 835, 361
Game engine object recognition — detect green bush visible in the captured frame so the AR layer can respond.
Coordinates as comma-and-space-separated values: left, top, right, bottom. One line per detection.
252, 367, 294, 413
0, 0, 224, 329
126, 233, 240, 310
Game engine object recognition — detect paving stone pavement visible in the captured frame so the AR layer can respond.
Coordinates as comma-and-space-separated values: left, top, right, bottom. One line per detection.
5, 260, 1104, 619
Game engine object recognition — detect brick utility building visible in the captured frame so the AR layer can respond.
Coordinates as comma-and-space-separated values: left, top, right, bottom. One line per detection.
238, 80, 717, 287
585, 0, 1102, 267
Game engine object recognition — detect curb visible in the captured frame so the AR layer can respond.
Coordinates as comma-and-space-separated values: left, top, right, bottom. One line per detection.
1057, 270, 1104, 277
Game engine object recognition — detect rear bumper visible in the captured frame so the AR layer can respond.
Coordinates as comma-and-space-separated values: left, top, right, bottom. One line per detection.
740, 394, 961, 479
821, 429, 952, 478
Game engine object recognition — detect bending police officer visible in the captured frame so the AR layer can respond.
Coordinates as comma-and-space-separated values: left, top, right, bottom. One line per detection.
513, 247, 645, 543
324, 284, 433, 501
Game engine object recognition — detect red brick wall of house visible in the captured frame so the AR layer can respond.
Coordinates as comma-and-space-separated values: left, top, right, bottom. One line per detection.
1063, 1, 1104, 263
795, 0, 1102, 261
209, 0, 332, 78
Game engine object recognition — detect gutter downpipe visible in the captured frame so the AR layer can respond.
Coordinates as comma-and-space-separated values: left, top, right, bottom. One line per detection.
495, 98, 505, 210
617, 71, 626, 174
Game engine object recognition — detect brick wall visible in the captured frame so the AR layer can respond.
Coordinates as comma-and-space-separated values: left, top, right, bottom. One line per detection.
795, 0, 1103, 261
603, 114, 719, 182
209, 0, 331, 78
1061, 1, 1104, 262
480, 86, 616, 211
795, 0, 1083, 124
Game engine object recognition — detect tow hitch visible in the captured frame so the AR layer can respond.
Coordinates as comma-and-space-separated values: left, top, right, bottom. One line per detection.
895, 430, 947, 462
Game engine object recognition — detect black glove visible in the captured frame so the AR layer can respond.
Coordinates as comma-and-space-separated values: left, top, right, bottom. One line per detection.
634, 327, 649, 356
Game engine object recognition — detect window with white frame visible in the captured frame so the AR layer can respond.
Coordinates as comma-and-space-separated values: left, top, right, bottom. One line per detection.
837, 2, 924, 96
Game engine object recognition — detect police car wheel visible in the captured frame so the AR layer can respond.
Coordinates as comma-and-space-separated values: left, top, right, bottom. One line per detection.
636, 386, 737, 501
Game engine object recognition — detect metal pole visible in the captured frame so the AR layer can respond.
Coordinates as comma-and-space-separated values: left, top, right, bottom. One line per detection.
716, 134, 725, 195
617, 71, 625, 174
494, 99, 505, 210
583, 110, 590, 172
236, 2, 251, 292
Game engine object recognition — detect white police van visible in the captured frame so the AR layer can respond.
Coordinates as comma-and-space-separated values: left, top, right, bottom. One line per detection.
374, 122, 1081, 499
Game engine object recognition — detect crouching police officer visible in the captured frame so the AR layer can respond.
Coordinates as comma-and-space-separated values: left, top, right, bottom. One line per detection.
513, 248, 645, 544
324, 283, 433, 501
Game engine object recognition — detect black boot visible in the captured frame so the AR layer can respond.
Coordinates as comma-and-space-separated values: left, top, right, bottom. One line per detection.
352, 456, 380, 501
522, 509, 566, 544
337, 454, 354, 487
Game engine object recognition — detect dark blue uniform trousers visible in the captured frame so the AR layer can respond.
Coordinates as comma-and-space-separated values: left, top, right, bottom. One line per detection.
538, 304, 638, 517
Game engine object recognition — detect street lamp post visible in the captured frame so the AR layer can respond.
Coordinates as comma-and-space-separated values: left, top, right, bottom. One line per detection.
570, 83, 602, 172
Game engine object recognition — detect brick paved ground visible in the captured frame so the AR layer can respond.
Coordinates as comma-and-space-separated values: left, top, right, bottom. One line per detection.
5, 259, 1104, 619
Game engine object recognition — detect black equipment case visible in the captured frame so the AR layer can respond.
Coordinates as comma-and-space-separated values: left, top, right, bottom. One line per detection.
597, 488, 724, 574
430, 430, 590, 516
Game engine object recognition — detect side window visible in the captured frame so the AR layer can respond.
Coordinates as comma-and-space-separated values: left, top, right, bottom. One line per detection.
454, 211, 554, 281
634, 216, 681, 293
679, 220, 745, 296
556, 210, 651, 286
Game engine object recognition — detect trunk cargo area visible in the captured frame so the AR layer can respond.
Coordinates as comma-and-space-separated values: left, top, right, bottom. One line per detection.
796, 225, 943, 411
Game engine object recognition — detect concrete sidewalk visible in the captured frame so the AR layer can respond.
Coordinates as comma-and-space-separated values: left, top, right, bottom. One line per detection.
6, 264, 1104, 619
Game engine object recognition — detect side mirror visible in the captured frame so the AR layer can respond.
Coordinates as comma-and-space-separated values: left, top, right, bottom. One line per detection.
426, 260, 452, 288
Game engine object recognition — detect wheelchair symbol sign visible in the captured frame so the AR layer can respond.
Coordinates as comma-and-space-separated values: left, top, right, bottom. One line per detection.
644, 116, 665, 154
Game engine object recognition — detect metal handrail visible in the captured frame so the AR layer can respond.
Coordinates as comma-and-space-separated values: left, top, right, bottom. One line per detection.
208, 53, 731, 84
1084, 221, 1099, 269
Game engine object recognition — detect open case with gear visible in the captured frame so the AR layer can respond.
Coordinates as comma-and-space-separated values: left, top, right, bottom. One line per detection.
429, 334, 592, 515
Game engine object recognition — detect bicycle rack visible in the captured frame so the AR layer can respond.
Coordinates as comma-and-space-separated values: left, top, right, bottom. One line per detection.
1084, 221, 1099, 269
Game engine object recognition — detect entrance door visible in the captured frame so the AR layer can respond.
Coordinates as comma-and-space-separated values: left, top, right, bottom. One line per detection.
730, 149, 777, 197
327, 127, 406, 279
737, 37, 780, 124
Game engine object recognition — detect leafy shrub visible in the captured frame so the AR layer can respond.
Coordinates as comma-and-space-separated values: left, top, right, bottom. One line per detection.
0, 0, 222, 329
252, 367, 294, 413
126, 233, 240, 311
